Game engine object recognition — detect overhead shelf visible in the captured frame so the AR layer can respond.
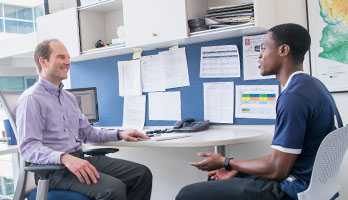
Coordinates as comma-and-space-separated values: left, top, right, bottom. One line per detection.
78, 0, 122, 12
72, 24, 266, 62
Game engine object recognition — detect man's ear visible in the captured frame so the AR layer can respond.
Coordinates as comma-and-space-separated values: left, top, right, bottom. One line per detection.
38, 57, 47, 71
278, 44, 290, 57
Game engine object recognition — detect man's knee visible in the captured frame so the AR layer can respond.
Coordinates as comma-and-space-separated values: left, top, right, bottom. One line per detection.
96, 175, 127, 200
176, 184, 198, 200
138, 164, 153, 183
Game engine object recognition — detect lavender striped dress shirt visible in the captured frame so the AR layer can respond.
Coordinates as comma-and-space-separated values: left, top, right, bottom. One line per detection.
15, 78, 118, 164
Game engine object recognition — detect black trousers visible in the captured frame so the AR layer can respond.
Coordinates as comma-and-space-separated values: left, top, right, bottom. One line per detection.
47, 155, 152, 200
176, 173, 293, 200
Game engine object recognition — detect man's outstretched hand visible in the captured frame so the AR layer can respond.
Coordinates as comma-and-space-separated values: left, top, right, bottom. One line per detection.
190, 152, 225, 171
119, 129, 150, 142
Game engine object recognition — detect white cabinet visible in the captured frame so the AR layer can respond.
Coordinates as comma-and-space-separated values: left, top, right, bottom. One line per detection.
39, 0, 285, 62
36, 8, 80, 58
78, 0, 125, 53
122, 0, 189, 46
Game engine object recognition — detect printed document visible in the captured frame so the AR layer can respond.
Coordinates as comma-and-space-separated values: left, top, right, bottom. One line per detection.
159, 48, 190, 89
148, 91, 181, 120
118, 60, 142, 96
203, 82, 234, 123
122, 95, 146, 129
200, 45, 240, 78
235, 85, 279, 119
243, 34, 275, 80
140, 55, 166, 92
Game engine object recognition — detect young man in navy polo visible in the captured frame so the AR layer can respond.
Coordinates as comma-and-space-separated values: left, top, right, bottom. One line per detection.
176, 23, 342, 200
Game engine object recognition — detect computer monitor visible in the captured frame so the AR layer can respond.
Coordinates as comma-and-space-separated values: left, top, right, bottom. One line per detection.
67, 87, 99, 123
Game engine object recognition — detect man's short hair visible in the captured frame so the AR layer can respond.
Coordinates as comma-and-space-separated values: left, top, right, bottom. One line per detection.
34, 39, 60, 73
269, 23, 311, 64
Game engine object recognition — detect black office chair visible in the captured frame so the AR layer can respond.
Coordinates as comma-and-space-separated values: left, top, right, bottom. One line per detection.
0, 90, 119, 200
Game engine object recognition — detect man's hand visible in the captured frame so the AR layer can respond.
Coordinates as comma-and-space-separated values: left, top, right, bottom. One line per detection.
190, 152, 225, 171
61, 154, 100, 184
208, 168, 238, 180
119, 129, 150, 142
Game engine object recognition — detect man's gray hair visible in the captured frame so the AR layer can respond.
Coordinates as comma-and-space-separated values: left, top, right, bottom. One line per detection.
34, 39, 61, 73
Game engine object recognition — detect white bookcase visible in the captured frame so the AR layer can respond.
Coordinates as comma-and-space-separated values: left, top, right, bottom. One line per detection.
36, 0, 284, 62
78, 0, 124, 53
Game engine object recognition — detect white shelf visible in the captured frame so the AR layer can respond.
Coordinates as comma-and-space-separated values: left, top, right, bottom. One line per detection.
187, 22, 262, 43
78, 0, 122, 12
71, 25, 266, 62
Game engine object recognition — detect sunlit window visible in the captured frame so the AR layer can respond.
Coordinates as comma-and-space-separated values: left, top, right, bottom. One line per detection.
0, 0, 44, 34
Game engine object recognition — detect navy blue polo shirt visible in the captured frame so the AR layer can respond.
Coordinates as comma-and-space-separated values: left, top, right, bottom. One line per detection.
272, 72, 339, 200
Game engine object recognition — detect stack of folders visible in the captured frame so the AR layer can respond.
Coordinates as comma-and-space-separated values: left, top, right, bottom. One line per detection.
205, 3, 255, 29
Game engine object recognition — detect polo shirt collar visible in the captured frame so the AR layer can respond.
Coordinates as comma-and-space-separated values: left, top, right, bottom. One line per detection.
282, 71, 306, 92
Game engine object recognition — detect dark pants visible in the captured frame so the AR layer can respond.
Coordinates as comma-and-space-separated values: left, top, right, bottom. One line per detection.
176, 173, 293, 200
47, 155, 152, 200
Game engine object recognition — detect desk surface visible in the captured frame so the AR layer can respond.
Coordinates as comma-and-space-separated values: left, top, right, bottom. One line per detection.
0, 125, 275, 153
0, 143, 18, 156
95, 125, 274, 148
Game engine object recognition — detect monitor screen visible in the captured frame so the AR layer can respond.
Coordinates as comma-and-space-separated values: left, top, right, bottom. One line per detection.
67, 87, 99, 123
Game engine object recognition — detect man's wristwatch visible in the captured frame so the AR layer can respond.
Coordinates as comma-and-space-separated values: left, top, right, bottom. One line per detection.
223, 157, 233, 171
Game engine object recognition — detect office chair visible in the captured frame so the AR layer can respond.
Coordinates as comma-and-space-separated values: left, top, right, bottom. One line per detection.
297, 125, 348, 200
0, 90, 118, 200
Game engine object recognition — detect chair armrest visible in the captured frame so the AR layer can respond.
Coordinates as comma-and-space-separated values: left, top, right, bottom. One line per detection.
24, 164, 65, 172
83, 148, 119, 156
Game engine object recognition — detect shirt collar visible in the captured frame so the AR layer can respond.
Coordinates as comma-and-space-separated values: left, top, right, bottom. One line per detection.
39, 78, 64, 96
282, 71, 306, 92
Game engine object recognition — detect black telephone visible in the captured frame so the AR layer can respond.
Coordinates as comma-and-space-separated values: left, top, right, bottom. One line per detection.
145, 118, 210, 136
173, 118, 210, 132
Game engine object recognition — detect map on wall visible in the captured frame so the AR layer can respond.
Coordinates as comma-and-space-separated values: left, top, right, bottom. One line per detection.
307, 0, 348, 92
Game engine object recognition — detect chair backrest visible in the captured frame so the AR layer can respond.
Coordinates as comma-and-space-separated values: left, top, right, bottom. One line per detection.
297, 126, 348, 200
0, 90, 37, 200
0, 91, 22, 136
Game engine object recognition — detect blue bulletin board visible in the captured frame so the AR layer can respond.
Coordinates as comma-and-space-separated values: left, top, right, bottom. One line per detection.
70, 36, 279, 126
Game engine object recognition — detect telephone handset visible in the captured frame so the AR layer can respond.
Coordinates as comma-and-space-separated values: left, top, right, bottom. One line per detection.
173, 118, 210, 132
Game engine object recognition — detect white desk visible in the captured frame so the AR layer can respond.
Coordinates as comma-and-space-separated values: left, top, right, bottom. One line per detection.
93, 125, 274, 154
91, 125, 274, 200
0, 125, 274, 157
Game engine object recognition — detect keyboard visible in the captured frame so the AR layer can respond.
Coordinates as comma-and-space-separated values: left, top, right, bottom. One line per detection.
149, 133, 192, 141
